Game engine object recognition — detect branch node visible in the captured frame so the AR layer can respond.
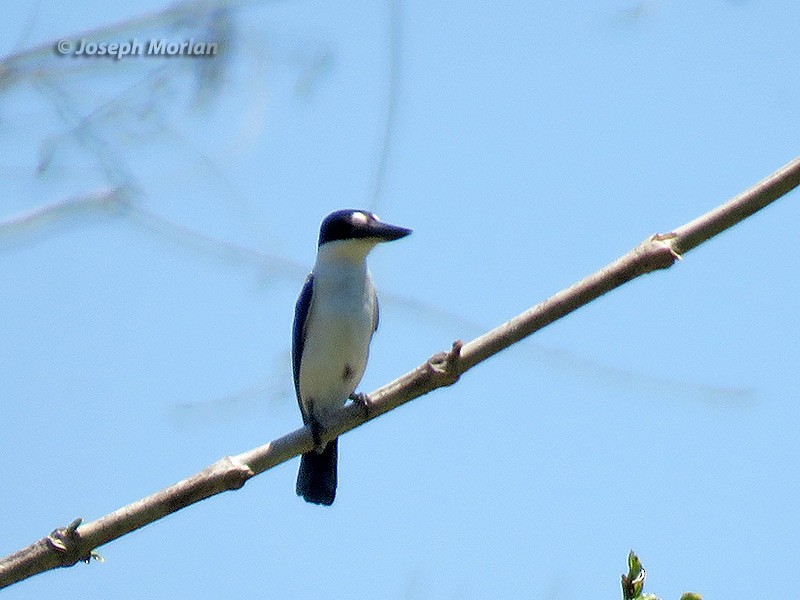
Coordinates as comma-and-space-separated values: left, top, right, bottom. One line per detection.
651, 231, 683, 261
220, 456, 255, 490
427, 340, 462, 386
47, 518, 92, 565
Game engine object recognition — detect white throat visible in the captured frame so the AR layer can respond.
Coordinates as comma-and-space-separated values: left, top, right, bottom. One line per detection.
315, 238, 379, 267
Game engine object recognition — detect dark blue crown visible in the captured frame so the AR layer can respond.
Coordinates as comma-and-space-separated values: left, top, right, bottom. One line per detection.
318, 209, 411, 246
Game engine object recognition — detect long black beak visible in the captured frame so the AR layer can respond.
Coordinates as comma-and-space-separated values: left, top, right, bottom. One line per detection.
370, 220, 412, 242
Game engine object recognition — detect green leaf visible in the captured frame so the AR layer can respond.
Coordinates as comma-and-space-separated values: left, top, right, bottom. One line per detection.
621, 550, 648, 600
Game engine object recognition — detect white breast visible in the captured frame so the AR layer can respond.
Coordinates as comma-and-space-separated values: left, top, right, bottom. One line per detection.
299, 252, 377, 420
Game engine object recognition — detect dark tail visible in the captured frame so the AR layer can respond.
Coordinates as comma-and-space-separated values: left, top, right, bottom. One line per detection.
296, 439, 337, 506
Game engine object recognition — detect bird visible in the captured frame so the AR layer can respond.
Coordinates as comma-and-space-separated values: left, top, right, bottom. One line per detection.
293, 209, 412, 505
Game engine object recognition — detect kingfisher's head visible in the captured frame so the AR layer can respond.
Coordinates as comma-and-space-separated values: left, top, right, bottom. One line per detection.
317, 209, 412, 248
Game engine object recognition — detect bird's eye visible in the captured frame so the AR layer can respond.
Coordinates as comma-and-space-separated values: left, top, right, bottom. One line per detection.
351, 212, 369, 225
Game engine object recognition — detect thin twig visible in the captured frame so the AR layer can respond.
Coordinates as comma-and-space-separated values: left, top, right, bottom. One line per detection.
1, 156, 798, 588
370, 0, 403, 211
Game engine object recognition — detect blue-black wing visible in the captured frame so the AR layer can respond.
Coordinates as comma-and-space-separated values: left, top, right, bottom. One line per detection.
293, 272, 338, 505
292, 274, 314, 416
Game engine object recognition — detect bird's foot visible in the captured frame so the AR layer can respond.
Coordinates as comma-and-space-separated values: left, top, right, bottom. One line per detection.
349, 391, 369, 406
348, 392, 371, 418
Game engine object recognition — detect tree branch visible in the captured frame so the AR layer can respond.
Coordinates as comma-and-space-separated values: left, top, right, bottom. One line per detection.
2, 156, 799, 588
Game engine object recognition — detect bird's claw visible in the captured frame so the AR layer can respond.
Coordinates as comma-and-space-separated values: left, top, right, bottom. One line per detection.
349, 391, 369, 407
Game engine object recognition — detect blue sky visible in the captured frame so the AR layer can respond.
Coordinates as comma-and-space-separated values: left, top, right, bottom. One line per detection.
2, 1, 799, 598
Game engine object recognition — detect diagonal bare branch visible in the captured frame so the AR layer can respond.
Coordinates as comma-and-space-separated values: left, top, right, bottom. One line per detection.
1, 156, 798, 588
